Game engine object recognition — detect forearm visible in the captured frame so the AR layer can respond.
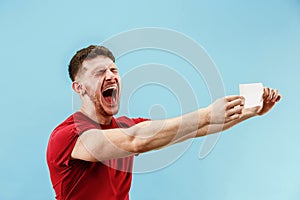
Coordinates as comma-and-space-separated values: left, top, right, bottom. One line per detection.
171, 109, 257, 144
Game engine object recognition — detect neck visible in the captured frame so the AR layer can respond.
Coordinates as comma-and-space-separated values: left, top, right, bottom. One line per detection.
79, 104, 113, 125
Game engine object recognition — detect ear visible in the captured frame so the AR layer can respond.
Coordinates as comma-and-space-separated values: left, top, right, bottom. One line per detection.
72, 81, 84, 95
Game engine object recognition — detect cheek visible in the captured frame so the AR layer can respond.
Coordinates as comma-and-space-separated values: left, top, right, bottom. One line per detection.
96, 77, 105, 89
84, 83, 97, 97
88, 78, 102, 92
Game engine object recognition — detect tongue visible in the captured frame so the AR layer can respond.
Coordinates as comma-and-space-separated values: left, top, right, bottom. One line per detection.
104, 96, 112, 104
104, 95, 116, 105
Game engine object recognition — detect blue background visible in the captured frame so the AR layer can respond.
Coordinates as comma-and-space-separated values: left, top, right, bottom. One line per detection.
1, 0, 300, 199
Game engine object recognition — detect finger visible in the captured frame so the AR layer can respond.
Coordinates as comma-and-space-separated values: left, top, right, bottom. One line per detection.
263, 87, 269, 99
263, 87, 273, 101
267, 88, 275, 101
225, 95, 244, 102
227, 98, 245, 109
227, 105, 243, 117
225, 113, 241, 123
268, 88, 275, 101
265, 88, 274, 101
271, 89, 278, 102
276, 94, 282, 102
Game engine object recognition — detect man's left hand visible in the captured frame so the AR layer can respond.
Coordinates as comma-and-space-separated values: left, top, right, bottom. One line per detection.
246, 87, 281, 116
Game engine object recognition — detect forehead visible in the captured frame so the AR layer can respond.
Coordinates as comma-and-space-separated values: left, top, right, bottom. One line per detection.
81, 55, 116, 73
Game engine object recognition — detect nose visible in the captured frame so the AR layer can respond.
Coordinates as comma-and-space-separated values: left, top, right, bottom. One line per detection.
104, 69, 116, 82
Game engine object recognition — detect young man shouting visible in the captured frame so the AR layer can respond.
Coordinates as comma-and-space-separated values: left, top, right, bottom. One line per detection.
46, 45, 281, 200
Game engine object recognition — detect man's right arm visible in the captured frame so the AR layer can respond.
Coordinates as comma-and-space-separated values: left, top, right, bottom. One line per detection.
71, 96, 245, 162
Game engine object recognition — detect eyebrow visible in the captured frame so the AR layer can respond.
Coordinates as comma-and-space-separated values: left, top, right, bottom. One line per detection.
91, 63, 117, 75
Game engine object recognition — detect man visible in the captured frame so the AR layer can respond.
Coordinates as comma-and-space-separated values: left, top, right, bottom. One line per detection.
46, 45, 281, 200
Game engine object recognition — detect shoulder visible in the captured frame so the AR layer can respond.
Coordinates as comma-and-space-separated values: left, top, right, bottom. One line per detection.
49, 112, 100, 143
48, 114, 79, 154
47, 113, 85, 167
50, 114, 77, 140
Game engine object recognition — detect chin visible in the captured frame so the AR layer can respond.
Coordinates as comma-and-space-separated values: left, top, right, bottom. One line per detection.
102, 105, 119, 116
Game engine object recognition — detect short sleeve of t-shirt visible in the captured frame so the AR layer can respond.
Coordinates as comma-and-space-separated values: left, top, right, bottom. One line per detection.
47, 113, 101, 168
47, 122, 78, 168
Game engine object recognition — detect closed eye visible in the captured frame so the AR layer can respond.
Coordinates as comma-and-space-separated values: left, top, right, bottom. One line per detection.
94, 70, 106, 76
110, 68, 118, 73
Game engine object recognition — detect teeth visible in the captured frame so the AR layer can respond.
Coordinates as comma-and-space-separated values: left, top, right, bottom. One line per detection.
104, 86, 117, 91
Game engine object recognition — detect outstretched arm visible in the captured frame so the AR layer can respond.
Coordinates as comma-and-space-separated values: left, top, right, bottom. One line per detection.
71, 96, 245, 162
72, 88, 280, 162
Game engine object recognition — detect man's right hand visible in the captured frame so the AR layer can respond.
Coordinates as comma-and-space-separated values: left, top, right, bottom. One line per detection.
206, 96, 245, 124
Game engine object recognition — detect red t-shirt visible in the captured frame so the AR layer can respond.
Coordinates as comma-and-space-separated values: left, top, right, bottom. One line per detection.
46, 112, 148, 200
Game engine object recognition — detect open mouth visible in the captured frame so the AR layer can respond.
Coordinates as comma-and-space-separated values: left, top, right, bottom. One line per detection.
102, 86, 118, 105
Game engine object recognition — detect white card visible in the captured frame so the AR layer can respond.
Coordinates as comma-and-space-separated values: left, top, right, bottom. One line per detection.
239, 83, 263, 108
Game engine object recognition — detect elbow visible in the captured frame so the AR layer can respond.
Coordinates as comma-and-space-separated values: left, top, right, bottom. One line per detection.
131, 138, 151, 154
125, 124, 151, 154
126, 121, 154, 154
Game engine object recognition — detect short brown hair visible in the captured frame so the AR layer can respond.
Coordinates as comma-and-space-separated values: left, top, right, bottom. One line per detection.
68, 45, 115, 81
